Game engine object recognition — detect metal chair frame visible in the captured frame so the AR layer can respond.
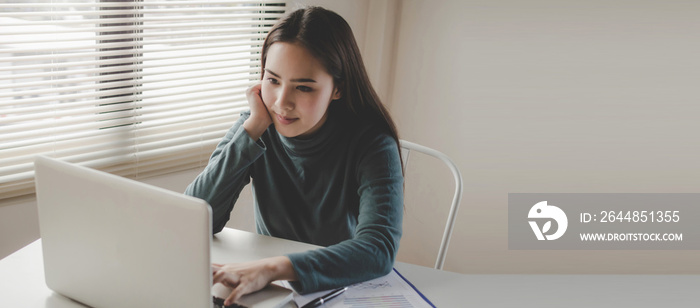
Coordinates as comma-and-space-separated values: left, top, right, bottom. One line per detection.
399, 140, 463, 270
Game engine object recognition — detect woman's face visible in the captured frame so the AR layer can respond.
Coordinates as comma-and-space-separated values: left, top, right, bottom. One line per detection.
261, 42, 341, 138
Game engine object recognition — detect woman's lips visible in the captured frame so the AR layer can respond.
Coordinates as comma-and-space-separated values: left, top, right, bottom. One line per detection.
276, 114, 298, 125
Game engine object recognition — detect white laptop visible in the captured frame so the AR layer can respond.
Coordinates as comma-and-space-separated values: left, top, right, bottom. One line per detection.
34, 156, 293, 308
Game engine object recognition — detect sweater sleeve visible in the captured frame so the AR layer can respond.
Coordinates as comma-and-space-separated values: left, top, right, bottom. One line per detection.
184, 113, 266, 233
285, 135, 404, 293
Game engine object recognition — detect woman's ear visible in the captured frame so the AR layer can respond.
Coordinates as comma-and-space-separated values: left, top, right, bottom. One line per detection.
332, 87, 342, 101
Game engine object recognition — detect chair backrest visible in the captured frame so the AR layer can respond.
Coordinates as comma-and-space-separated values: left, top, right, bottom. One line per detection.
399, 140, 463, 270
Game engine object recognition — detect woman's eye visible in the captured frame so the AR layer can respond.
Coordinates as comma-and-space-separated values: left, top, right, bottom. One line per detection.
267, 78, 279, 85
297, 86, 312, 92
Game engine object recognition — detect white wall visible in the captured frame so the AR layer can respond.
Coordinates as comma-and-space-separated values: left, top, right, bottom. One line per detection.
390, 0, 700, 274
0, 197, 40, 259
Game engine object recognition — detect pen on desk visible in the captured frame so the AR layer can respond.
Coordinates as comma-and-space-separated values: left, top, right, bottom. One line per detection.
300, 286, 347, 308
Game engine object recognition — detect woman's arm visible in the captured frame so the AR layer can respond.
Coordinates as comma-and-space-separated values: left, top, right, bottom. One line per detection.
184, 113, 266, 233
185, 84, 272, 233
242, 83, 272, 141
286, 134, 404, 293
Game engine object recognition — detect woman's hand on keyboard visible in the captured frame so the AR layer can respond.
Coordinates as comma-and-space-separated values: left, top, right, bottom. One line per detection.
212, 256, 297, 306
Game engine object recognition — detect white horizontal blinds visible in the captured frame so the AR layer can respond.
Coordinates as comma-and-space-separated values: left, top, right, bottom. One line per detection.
0, 0, 286, 200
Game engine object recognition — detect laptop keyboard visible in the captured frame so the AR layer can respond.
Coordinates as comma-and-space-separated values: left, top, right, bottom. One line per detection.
213, 296, 247, 308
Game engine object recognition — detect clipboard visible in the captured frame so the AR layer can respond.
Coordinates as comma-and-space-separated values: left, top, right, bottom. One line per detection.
289, 268, 435, 308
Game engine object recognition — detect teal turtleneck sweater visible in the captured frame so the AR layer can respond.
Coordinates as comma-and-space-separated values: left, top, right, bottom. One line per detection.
184, 106, 403, 294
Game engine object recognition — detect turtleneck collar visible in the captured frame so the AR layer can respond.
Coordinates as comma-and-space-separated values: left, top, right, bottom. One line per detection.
275, 105, 344, 157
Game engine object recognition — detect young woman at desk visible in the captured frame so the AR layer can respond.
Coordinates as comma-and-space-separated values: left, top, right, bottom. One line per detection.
185, 6, 404, 306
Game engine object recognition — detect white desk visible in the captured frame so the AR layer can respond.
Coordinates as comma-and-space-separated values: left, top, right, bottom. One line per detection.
1, 228, 698, 307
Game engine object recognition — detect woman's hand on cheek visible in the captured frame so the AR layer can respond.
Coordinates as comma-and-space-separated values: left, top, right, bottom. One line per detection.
243, 82, 273, 141
211, 256, 297, 306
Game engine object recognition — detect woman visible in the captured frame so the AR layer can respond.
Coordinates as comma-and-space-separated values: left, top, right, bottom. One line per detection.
185, 6, 404, 306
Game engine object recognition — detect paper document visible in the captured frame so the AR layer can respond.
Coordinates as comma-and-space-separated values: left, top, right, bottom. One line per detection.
287, 268, 434, 308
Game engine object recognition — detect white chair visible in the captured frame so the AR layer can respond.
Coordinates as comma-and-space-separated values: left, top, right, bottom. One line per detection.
399, 140, 463, 270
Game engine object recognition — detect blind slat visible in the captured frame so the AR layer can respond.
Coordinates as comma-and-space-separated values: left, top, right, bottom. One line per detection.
0, 77, 258, 108
0, 27, 270, 46
0, 13, 285, 27
0, 5, 286, 18
1, 103, 245, 142
4, 88, 247, 116
0, 130, 226, 177
3, 27, 271, 45
3, 20, 277, 35
1, 112, 238, 151
0, 44, 263, 74
0, 1, 281, 8
3, 36, 265, 55
0, 139, 221, 183
2, 66, 259, 99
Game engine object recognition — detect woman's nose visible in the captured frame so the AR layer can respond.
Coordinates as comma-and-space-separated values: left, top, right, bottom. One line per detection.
274, 87, 294, 111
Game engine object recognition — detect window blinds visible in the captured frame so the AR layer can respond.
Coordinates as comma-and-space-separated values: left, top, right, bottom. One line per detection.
0, 0, 286, 200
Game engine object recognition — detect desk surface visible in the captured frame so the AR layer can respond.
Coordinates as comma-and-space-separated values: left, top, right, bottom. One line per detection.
1, 228, 698, 307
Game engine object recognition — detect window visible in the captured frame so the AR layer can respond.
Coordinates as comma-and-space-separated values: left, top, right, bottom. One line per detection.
0, 0, 286, 200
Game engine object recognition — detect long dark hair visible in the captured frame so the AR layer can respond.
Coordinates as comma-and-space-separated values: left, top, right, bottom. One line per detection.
261, 6, 403, 169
